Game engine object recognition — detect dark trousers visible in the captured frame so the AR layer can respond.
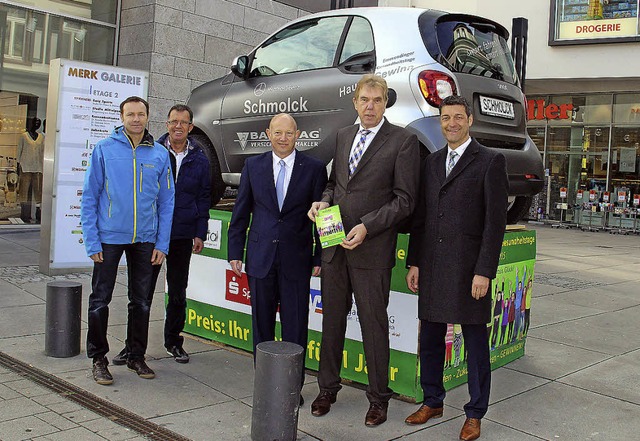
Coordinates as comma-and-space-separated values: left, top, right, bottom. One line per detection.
318, 247, 393, 404
248, 251, 311, 385
87, 242, 155, 361
419, 320, 491, 419
164, 238, 193, 349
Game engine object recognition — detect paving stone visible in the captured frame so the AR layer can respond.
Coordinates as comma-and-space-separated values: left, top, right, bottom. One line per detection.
0, 415, 59, 441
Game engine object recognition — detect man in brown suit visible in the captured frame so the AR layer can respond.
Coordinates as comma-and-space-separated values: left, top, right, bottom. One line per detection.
404, 95, 509, 441
308, 74, 420, 427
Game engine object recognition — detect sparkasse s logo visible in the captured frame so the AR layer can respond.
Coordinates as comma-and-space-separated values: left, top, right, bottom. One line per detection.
225, 270, 251, 305
310, 289, 322, 314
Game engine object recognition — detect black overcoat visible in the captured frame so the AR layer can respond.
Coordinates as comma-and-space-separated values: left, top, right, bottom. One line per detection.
407, 139, 508, 324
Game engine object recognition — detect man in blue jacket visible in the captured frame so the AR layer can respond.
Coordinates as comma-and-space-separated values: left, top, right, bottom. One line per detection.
112, 104, 210, 364
81, 96, 175, 385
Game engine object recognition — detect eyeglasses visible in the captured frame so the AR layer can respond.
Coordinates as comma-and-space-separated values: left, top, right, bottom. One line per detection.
167, 120, 192, 127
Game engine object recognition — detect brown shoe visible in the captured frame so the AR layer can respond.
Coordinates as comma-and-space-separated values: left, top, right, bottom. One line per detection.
364, 402, 388, 427
92, 357, 113, 385
460, 417, 481, 441
311, 391, 337, 417
405, 404, 443, 425
126, 359, 155, 379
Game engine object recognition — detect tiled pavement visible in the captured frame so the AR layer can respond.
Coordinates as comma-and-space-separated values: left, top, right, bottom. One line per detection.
0, 224, 639, 440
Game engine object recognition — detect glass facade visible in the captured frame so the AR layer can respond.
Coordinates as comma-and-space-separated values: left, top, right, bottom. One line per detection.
0, 0, 118, 222
527, 92, 640, 221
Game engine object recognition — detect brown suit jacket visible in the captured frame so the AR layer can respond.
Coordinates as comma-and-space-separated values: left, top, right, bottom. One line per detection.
321, 119, 420, 269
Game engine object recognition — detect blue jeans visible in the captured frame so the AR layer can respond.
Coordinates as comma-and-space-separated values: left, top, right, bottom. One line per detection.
86, 242, 155, 361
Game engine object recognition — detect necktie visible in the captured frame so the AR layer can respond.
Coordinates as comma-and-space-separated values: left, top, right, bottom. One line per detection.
276, 159, 286, 210
446, 150, 458, 177
348, 129, 371, 176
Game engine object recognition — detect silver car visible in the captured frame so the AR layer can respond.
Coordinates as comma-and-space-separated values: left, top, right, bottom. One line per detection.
188, 7, 544, 222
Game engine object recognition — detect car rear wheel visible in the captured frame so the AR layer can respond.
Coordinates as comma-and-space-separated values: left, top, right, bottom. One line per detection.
190, 133, 226, 207
506, 196, 532, 224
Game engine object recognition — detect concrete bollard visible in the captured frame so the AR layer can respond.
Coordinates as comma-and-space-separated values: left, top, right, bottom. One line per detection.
251, 341, 304, 441
45, 281, 82, 358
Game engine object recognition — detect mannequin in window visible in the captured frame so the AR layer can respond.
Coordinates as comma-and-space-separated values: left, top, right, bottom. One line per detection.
17, 117, 44, 223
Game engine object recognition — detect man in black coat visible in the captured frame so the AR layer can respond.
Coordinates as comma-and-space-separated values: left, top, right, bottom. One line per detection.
404, 96, 508, 441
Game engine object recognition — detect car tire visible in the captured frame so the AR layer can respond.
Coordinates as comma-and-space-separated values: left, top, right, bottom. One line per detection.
506, 196, 532, 224
190, 133, 226, 207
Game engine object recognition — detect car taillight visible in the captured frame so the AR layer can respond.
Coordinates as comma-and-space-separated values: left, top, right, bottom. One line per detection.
418, 70, 457, 108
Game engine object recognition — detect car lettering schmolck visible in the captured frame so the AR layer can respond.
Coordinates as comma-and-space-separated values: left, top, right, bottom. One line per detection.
243, 97, 308, 114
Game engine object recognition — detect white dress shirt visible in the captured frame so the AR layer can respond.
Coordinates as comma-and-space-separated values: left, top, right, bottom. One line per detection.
349, 117, 386, 159
272, 150, 296, 200
446, 136, 472, 174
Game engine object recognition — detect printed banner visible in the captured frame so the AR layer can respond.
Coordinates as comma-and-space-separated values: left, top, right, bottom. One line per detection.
181, 211, 536, 400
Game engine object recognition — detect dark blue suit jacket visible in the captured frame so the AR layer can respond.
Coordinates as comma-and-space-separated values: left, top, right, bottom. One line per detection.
228, 150, 327, 280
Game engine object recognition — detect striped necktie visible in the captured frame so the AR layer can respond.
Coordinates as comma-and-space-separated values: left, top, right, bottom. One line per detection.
348, 129, 371, 176
446, 150, 458, 177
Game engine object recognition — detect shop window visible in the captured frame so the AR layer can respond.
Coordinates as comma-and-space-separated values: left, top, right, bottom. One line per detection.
613, 93, 640, 123
9, 0, 119, 24
610, 127, 640, 199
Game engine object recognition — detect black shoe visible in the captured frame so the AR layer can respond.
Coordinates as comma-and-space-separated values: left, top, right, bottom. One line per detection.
112, 348, 127, 366
166, 346, 189, 363
92, 357, 113, 385
126, 359, 155, 379
299, 395, 304, 407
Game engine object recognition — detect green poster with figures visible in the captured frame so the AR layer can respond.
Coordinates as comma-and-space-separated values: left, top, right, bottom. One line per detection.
179, 211, 536, 401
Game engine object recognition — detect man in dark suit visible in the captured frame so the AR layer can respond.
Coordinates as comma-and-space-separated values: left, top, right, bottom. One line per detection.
308, 74, 420, 427
228, 113, 327, 403
404, 95, 508, 441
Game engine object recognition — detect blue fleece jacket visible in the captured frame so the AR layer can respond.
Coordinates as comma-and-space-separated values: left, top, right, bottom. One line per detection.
81, 126, 175, 256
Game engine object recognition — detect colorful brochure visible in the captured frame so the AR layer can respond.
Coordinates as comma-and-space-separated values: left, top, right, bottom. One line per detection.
316, 205, 346, 248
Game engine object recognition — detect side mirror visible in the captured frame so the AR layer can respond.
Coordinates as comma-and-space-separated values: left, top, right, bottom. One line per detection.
231, 55, 249, 78
386, 88, 397, 108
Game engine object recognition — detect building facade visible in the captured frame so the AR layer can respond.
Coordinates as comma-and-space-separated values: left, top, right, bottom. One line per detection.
0, 0, 374, 222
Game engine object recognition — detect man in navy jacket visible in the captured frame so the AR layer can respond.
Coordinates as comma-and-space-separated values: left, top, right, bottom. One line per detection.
113, 104, 210, 365
228, 113, 327, 404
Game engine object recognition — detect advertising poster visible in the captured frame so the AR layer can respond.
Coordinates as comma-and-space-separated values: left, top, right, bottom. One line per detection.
41, 59, 148, 273
554, 0, 639, 43
182, 211, 537, 400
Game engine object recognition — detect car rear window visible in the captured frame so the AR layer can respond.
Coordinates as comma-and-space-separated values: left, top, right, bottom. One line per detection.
422, 15, 519, 86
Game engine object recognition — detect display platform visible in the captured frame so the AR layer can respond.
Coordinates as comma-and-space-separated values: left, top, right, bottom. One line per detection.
180, 210, 536, 401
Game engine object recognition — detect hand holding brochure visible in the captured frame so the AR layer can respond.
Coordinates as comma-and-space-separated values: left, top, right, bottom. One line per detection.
316, 205, 346, 248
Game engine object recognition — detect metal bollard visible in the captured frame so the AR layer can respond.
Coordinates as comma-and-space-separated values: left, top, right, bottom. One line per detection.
45, 281, 82, 358
251, 341, 304, 441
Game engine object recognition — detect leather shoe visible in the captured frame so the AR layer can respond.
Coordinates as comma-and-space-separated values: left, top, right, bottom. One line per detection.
364, 402, 388, 427
311, 391, 336, 416
299, 395, 304, 407
459, 417, 481, 441
405, 404, 444, 425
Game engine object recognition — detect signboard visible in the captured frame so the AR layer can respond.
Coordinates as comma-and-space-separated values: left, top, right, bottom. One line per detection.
551, 0, 640, 45
40, 59, 148, 274
576, 189, 584, 200
183, 210, 536, 400
618, 191, 627, 202
560, 187, 567, 198
603, 191, 610, 202
634, 195, 640, 206
589, 190, 597, 201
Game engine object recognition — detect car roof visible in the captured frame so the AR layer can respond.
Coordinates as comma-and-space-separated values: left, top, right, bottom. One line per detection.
300, 6, 445, 21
